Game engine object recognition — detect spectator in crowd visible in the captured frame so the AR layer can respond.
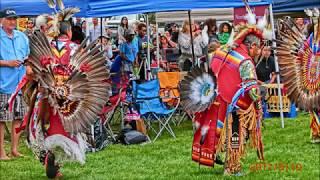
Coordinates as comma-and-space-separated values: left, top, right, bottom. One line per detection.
89, 18, 101, 41
75, 17, 82, 27
256, 45, 276, 85
0, 9, 30, 160
164, 31, 171, 41
218, 22, 232, 45
24, 19, 34, 36
171, 23, 179, 43
202, 18, 220, 61
118, 16, 128, 45
131, 20, 140, 34
81, 20, 86, 33
119, 29, 138, 78
160, 34, 177, 49
204, 18, 219, 45
295, 17, 308, 38
97, 35, 113, 64
178, 20, 205, 71
135, 23, 149, 80
151, 24, 157, 39
71, 25, 85, 44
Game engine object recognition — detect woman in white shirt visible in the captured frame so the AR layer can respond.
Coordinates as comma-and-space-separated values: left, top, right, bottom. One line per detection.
178, 20, 206, 71
117, 17, 128, 45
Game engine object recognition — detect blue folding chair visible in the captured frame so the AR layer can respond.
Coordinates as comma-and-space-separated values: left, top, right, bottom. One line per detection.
132, 79, 177, 141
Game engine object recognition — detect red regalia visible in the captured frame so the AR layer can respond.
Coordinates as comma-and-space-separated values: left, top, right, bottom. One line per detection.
8, 1, 110, 178
180, 3, 270, 174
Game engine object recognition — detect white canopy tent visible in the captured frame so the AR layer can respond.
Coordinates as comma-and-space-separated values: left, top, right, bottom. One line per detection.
155, 8, 234, 23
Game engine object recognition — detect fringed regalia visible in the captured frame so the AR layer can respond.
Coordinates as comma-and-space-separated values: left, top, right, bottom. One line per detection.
276, 8, 320, 143
8, 0, 109, 178
180, 3, 270, 175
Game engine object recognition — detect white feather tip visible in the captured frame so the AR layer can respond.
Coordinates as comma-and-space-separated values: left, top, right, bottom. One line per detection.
201, 126, 209, 136
313, 8, 319, 17
305, 9, 313, 17
227, 30, 235, 46
257, 15, 267, 30
263, 29, 273, 40
245, 12, 256, 25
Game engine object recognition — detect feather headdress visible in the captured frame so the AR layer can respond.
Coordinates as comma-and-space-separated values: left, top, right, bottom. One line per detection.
36, 0, 80, 38
230, 0, 272, 48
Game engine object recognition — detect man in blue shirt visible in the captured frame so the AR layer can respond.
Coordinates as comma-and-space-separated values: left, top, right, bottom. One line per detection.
135, 23, 149, 80
0, 9, 30, 160
119, 29, 138, 77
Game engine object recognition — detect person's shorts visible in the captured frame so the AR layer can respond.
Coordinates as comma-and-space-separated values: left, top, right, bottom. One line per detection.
0, 93, 26, 122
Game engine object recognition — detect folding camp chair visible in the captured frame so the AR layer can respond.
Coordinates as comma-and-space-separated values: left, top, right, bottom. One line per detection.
157, 72, 181, 125
132, 79, 177, 142
99, 89, 127, 142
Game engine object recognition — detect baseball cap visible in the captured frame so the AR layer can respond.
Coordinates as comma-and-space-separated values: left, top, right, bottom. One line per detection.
1, 9, 19, 18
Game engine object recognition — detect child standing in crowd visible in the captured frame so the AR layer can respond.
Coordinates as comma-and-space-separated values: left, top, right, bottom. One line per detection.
218, 22, 232, 45
97, 35, 113, 67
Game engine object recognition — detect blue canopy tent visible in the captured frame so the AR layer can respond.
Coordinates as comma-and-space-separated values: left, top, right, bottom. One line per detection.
272, 0, 320, 13
1, 0, 270, 17
87, 0, 270, 17
0, 0, 88, 17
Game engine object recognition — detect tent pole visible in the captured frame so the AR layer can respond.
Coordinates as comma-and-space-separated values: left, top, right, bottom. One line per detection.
146, 13, 151, 80
86, 18, 90, 44
269, 3, 285, 128
188, 10, 196, 65
100, 17, 103, 50
156, 16, 160, 70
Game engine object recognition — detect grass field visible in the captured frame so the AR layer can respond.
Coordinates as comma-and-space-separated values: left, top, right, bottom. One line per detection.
0, 113, 319, 180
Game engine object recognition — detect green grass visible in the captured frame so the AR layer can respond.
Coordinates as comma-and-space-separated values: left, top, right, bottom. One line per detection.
0, 113, 319, 180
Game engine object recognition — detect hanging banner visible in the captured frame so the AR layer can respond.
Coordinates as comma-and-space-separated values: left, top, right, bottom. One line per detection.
234, 5, 268, 25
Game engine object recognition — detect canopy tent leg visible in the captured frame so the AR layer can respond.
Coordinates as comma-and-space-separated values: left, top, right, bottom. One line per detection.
156, 18, 160, 70
146, 13, 152, 80
188, 10, 196, 66
269, 4, 285, 128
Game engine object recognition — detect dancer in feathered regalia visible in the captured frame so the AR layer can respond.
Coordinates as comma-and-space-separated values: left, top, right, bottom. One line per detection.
8, 0, 109, 178
277, 8, 320, 143
180, 2, 271, 175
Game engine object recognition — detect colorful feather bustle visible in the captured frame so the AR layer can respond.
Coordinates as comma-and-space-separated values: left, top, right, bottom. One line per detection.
276, 10, 320, 111
27, 31, 110, 134
180, 66, 217, 114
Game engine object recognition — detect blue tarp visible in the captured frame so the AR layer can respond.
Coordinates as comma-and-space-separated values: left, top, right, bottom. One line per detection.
272, 0, 320, 13
0, 0, 270, 17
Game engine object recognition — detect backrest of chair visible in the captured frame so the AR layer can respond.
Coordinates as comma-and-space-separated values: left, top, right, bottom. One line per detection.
132, 79, 160, 100
158, 72, 180, 89
157, 72, 180, 104
162, 48, 180, 62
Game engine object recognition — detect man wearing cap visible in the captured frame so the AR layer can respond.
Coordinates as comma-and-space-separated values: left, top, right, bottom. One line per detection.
119, 28, 138, 76
0, 9, 30, 160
